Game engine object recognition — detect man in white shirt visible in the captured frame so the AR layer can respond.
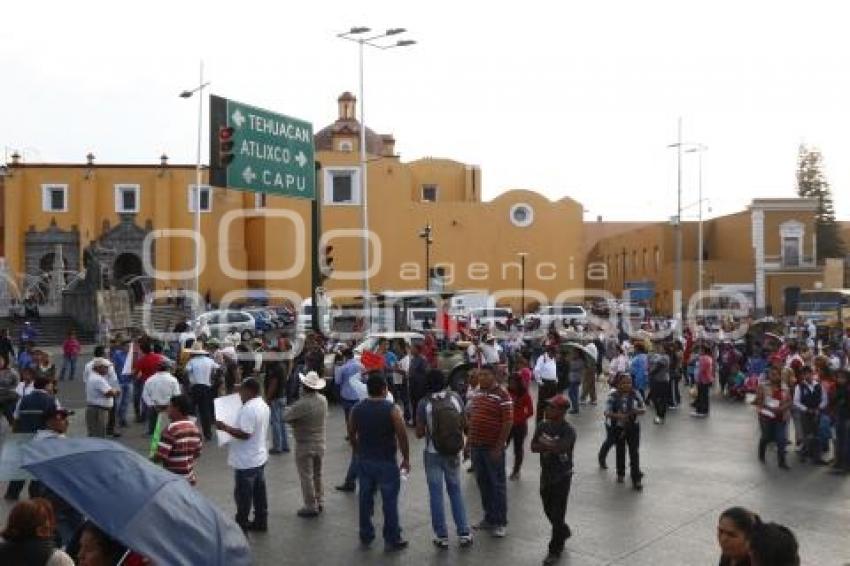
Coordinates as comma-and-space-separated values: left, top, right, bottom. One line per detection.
186, 348, 221, 441
533, 346, 558, 385
85, 359, 119, 438
142, 359, 182, 435
215, 378, 270, 532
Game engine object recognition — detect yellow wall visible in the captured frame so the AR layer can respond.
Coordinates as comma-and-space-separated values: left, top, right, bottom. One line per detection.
2, 164, 247, 300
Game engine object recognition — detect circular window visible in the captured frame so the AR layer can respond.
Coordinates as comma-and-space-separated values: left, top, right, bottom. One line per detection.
509, 203, 534, 227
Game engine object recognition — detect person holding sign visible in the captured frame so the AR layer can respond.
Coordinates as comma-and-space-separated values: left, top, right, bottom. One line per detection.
215, 378, 270, 533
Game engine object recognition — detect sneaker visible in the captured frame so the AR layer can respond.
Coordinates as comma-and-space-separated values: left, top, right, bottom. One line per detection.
473, 519, 496, 531
491, 526, 507, 538
509, 471, 520, 481
296, 508, 320, 518
579, 400, 588, 405
690, 411, 706, 418
589, 401, 597, 406
669, 404, 679, 410
543, 552, 560, 566
653, 417, 662, 425
432, 537, 449, 549
385, 539, 409, 552
335, 483, 356, 492
458, 534, 474, 547
616, 475, 625, 484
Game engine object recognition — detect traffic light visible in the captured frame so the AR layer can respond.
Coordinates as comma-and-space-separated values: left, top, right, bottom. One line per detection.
319, 245, 334, 281
218, 126, 235, 167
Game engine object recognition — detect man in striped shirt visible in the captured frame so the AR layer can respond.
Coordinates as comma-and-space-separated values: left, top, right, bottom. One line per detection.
155, 395, 203, 485
464, 366, 513, 538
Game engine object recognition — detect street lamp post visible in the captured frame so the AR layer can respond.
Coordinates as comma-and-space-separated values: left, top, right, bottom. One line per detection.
666, 118, 687, 331
179, 62, 210, 312
518, 252, 528, 319
419, 223, 433, 292
337, 27, 416, 322
686, 144, 708, 301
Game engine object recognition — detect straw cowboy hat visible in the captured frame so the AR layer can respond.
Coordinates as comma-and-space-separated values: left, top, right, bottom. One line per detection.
299, 370, 327, 391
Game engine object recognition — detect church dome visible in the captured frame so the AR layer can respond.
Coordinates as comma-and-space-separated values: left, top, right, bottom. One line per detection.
314, 92, 387, 155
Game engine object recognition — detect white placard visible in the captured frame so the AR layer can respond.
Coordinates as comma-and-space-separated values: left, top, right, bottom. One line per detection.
213, 393, 243, 447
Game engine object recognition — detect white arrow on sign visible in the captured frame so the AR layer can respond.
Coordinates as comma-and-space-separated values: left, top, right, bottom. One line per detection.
242, 166, 257, 184
295, 151, 307, 168
231, 109, 246, 128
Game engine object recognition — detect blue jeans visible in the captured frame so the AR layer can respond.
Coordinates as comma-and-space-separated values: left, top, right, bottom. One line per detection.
59, 355, 77, 381
357, 458, 402, 544
424, 451, 470, 538
269, 397, 289, 452
566, 382, 580, 412
234, 465, 268, 527
117, 378, 133, 426
342, 399, 358, 485
470, 446, 507, 527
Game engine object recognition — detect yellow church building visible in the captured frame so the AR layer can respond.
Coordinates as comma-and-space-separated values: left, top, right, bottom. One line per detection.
0, 92, 586, 312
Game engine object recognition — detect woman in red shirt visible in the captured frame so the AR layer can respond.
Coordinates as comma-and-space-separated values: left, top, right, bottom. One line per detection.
507, 373, 534, 480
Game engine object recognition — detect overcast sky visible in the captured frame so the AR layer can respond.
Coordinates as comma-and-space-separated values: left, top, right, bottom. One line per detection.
3, 0, 850, 221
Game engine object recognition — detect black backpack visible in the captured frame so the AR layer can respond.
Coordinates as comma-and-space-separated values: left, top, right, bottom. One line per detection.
430, 392, 464, 456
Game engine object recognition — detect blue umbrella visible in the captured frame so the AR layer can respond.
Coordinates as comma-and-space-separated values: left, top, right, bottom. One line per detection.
21, 438, 251, 566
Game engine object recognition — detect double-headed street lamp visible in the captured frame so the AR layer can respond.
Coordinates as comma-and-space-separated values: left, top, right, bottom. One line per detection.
419, 223, 433, 291
336, 27, 416, 317
178, 62, 210, 311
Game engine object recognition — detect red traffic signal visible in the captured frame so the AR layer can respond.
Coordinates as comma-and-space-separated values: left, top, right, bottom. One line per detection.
218, 126, 235, 167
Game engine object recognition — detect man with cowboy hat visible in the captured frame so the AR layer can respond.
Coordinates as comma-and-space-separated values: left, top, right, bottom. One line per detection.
185, 343, 220, 441
283, 370, 328, 518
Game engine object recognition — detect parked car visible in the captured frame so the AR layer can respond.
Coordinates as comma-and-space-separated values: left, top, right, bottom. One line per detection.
524, 304, 587, 330
469, 307, 513, 330
243, 308, 276, 333
194, 310, 255, 342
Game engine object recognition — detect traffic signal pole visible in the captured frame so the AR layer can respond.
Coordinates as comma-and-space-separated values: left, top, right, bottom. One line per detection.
311, 161, 322, 333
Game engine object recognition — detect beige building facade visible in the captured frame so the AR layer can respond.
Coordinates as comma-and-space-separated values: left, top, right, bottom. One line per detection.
587, 198, 826, 316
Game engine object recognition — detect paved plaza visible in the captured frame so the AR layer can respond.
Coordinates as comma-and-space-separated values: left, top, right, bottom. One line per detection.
3, 359, 849, 565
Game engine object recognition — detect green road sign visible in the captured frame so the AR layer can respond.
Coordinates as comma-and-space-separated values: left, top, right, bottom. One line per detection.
209, 95, 315, 199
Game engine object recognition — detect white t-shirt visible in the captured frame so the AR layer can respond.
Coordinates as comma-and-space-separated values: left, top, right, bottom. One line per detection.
142, 372, 182, 407
227, 397, 270, 470
86, 372, 114, 408
186, 355, 220, 387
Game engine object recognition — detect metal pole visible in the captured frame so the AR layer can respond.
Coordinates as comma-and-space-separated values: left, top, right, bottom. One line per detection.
194, 61, 204, 312
425, 230, 430, 292
358, 39, 371, 322
697, 149, 704, 301
675, 117, 683, 327
311, 161, 322, 333
520, 254, 526, 319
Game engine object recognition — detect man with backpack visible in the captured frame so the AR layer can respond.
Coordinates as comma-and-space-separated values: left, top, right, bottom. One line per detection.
647, 343, 671, 425
415, 369, 473, 549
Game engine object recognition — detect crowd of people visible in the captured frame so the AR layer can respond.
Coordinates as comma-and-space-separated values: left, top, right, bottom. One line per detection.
1, 311, 847, 565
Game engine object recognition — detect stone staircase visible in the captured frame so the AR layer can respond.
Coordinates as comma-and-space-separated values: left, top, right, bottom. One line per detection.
0, 316, 96, 346
127, 303, 194, 335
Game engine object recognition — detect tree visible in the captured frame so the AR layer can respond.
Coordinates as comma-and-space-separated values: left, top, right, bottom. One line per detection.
796, 144, 845, 259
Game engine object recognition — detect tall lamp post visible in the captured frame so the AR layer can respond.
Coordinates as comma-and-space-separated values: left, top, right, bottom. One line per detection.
337, 27, 416, 319
419, 223, 433, 291
666, 118, 684, 330
685, 144, 708, 301
518, 252, 528, 319
179, 62, 210, 311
